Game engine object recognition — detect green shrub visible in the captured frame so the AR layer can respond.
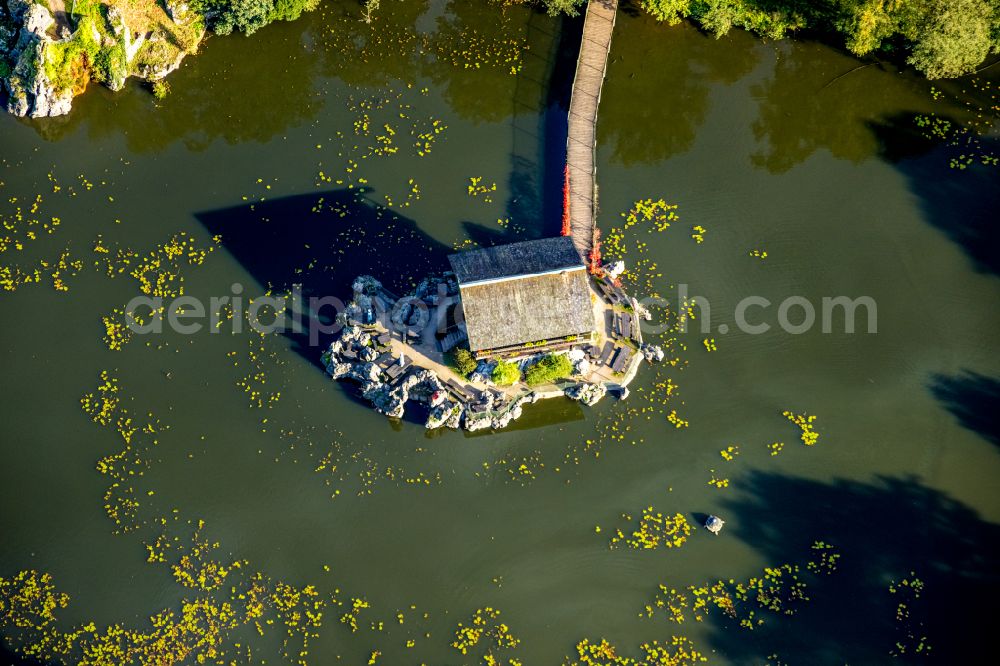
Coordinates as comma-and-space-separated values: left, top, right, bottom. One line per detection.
524, 354, 573, 386
194, 0, 319, 36
491, 361, 521, 386
152, 80, 170, 100
453, 348, 477, 377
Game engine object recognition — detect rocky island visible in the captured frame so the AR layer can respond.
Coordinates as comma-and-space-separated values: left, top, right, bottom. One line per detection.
322, 237, 664, 431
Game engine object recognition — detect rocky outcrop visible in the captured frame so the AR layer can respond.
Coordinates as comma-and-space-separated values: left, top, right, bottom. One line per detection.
2, 1, 205, 118
641, 343, 665, 363
565, 382, 607, 406
426, 400, 463, 430
4, 6, 74, 118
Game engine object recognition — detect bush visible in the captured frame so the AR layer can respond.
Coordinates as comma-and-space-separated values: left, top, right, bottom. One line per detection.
152, 80, 170, 100
524, 354, 573, 386
453, 348, 477, 377
491, 361, 521, 386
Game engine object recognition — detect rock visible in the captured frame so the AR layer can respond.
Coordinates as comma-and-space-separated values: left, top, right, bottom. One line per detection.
603, 260, 625, 279
0, 23, 14, 55
426, 401, 461, 429
573, 358, 590, 376
359, 346, 377, 363
465, 414, 491, 432
445, 405, 463, 429
635, 301, 652, 321
352, 275, 382, 296
4, 7, 75, 118
369, 384, 406, 419
6, 0, 30, 24
22, 4, 52, 38
705, 515, 725, 535
166, 0, 190, 23
5, 70, 30, 116
107, 6, 126, 38
641, 344, 665, 363
565, 382, 607, 406
327, 362, 352, 379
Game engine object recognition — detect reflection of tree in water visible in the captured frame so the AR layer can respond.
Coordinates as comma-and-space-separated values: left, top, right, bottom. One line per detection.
706, 472, 999, 664
747, 43, 972, 173
422, 1, 534, 123
598, 19, 758, 166
31, 1, 543, 150
318, 0, 428, 87
320, 0, 536, 123
32, 17, 323, 152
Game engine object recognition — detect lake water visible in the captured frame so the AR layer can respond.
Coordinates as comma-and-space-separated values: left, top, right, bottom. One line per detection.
1, 2, 998, 664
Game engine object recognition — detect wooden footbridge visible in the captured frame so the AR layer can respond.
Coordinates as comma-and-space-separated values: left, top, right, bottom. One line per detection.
565, 0, 618, 261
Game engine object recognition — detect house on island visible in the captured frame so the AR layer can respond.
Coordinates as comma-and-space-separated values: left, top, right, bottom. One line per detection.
448, 236, 597, 359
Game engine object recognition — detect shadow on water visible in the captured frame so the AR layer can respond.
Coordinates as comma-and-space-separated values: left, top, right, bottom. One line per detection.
0, 642, 41, 666
869, 113, 1000, 276
710, 472, 1000, 664
505, 7, 578, 238
929, 371, 1000, 448
196, 189, 453, 367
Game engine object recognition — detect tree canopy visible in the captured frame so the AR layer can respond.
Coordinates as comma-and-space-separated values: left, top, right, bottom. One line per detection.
638, 0, 1000, 78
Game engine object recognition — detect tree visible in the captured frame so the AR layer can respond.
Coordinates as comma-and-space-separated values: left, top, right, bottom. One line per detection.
453, 348, 478, 377
542, 0, 586, 18
491, 361, 521, 386
906, 0, 994, 78
524, 353, 574, 385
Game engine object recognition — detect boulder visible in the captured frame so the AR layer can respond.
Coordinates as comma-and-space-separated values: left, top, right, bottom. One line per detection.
22, 4, 52, 38
369, 384, 406, 419
426, 401, 461, 429
603, 260, 625, 279
465, 414, 492, 432
445, 405, 464, 429
6, 0, 30, 23
641, 344, 665, 363
107, 6, 126, 38
565, 382, 607, 406
165, 0, 190, 24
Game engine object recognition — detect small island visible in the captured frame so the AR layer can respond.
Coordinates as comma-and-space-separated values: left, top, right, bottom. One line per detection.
322, 236, 663, 430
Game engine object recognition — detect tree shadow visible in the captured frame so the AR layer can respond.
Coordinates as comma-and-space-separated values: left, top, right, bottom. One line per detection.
0, 640, 42, 666
869, 113, 1000, 277
929, 371, 1000, 448
195, 188, 454, 365
706, 472, 1000, 664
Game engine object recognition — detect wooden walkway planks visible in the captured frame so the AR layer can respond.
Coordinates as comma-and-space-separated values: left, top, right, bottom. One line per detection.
566, 0, 617, 259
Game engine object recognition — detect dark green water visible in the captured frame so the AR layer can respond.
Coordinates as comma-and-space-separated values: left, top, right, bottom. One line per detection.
1, 2, 998, 664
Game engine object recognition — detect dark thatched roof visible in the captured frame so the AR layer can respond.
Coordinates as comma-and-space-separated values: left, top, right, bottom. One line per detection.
448, 239, 594, 352
448, 237, 584, 285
